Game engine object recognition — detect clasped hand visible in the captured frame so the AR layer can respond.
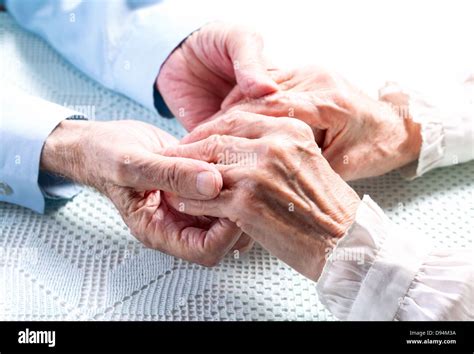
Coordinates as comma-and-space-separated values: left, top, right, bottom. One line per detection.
157, 65, 421, 278
41, 22, 421, 280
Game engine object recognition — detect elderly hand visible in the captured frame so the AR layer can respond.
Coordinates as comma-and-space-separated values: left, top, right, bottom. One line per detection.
221, 66, 422, 181
162, 112, 361, 280
157, 22, 278, 131
40, 119, 251, 266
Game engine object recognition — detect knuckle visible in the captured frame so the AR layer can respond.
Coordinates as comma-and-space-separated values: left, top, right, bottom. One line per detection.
265, 140, 285, 160
331, 90, 350, 108
275, 118, 315, 141
311, 67, 336, 86
229, 109, 245, 120
207, 134, 221, 145
286, 117, 304, 130
223, 110, 242, 126
202, 134, 221, 159
158, 161, 180, 191
260, 138, 298, 172
290, 119, 314, 139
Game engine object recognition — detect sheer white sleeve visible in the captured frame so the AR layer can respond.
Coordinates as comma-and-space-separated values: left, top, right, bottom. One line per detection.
316, 195, 473, 321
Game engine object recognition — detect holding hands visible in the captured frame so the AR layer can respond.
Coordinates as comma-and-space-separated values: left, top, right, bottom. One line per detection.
221, 66, 422, 181
41, 23, 423, 276
41, 22, 276, 266
162, 112, 360, 280
41, 119, 248, 266
154, 57, 424, 278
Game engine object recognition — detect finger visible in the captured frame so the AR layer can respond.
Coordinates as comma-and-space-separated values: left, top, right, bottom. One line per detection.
227, 91, 332, 133
221, 66, 282, 111
164, 193, 228, 219
183, 218, 242, 267
227, 28, 278, 98
224, 100, 327, 147
220, 85, 245, 110
226, 93, 296, 119
126, 152, 223, 200
181, 111, 275, 144
164, 135, 252, 164
231, 233, 255, 253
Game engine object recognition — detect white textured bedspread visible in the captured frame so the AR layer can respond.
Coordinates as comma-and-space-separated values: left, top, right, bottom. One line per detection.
0, 9, 472, 320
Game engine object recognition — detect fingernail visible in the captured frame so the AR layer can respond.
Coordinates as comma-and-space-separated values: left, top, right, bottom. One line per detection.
196, 171, 218, 197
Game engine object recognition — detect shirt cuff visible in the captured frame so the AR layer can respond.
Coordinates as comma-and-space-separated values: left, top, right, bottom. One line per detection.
317, 195, 430, 320
153, 79, 174, 118
0, 93, 84, 213
316, 195, 473, 321
401, 97, 474, 178
379, 82, 474, 179
39, 172, 83, 200
112, 3, 216, 112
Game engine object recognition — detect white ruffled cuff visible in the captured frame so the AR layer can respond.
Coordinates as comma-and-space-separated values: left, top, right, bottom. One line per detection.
316, 195, 473, 321
396, 249, 473, 320
379, 83, 474, 179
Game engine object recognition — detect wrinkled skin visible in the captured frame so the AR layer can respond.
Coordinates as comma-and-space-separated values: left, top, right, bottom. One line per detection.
220, 66, 422, 181
40, 21, 282, 263
162, 112, 361, 280
157, 22, 278, 132
41, 119, 253, 266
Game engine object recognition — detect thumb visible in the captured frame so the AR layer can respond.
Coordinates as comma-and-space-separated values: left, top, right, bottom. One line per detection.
129, 152, 223, 200
220, 85, 244, 111
227, 29, 278, 98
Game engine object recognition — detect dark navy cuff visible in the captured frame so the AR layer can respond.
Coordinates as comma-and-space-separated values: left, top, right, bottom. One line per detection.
153, 83, 174, 118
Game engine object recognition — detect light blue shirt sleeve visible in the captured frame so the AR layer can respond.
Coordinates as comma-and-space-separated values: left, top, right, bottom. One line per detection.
5, 0, 217, 110
1, 0, 216, 213
0, 89, 85, 213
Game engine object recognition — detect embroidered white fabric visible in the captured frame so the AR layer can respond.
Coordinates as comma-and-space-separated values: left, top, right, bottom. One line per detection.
0, 13, 472, 321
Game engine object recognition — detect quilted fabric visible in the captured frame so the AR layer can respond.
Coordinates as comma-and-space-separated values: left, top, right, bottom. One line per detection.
0, 13, 472, 321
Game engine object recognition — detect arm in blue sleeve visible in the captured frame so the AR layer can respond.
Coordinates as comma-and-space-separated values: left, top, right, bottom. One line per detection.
2, 0, 218, 213
0, 89, 84, 213
5, 0, 217, 111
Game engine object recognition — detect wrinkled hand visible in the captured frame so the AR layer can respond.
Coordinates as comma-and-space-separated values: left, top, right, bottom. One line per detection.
41, 119, 251, 266
162, 112, 361, 280
157, 22, 277, 131
221, 66, 422, 181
